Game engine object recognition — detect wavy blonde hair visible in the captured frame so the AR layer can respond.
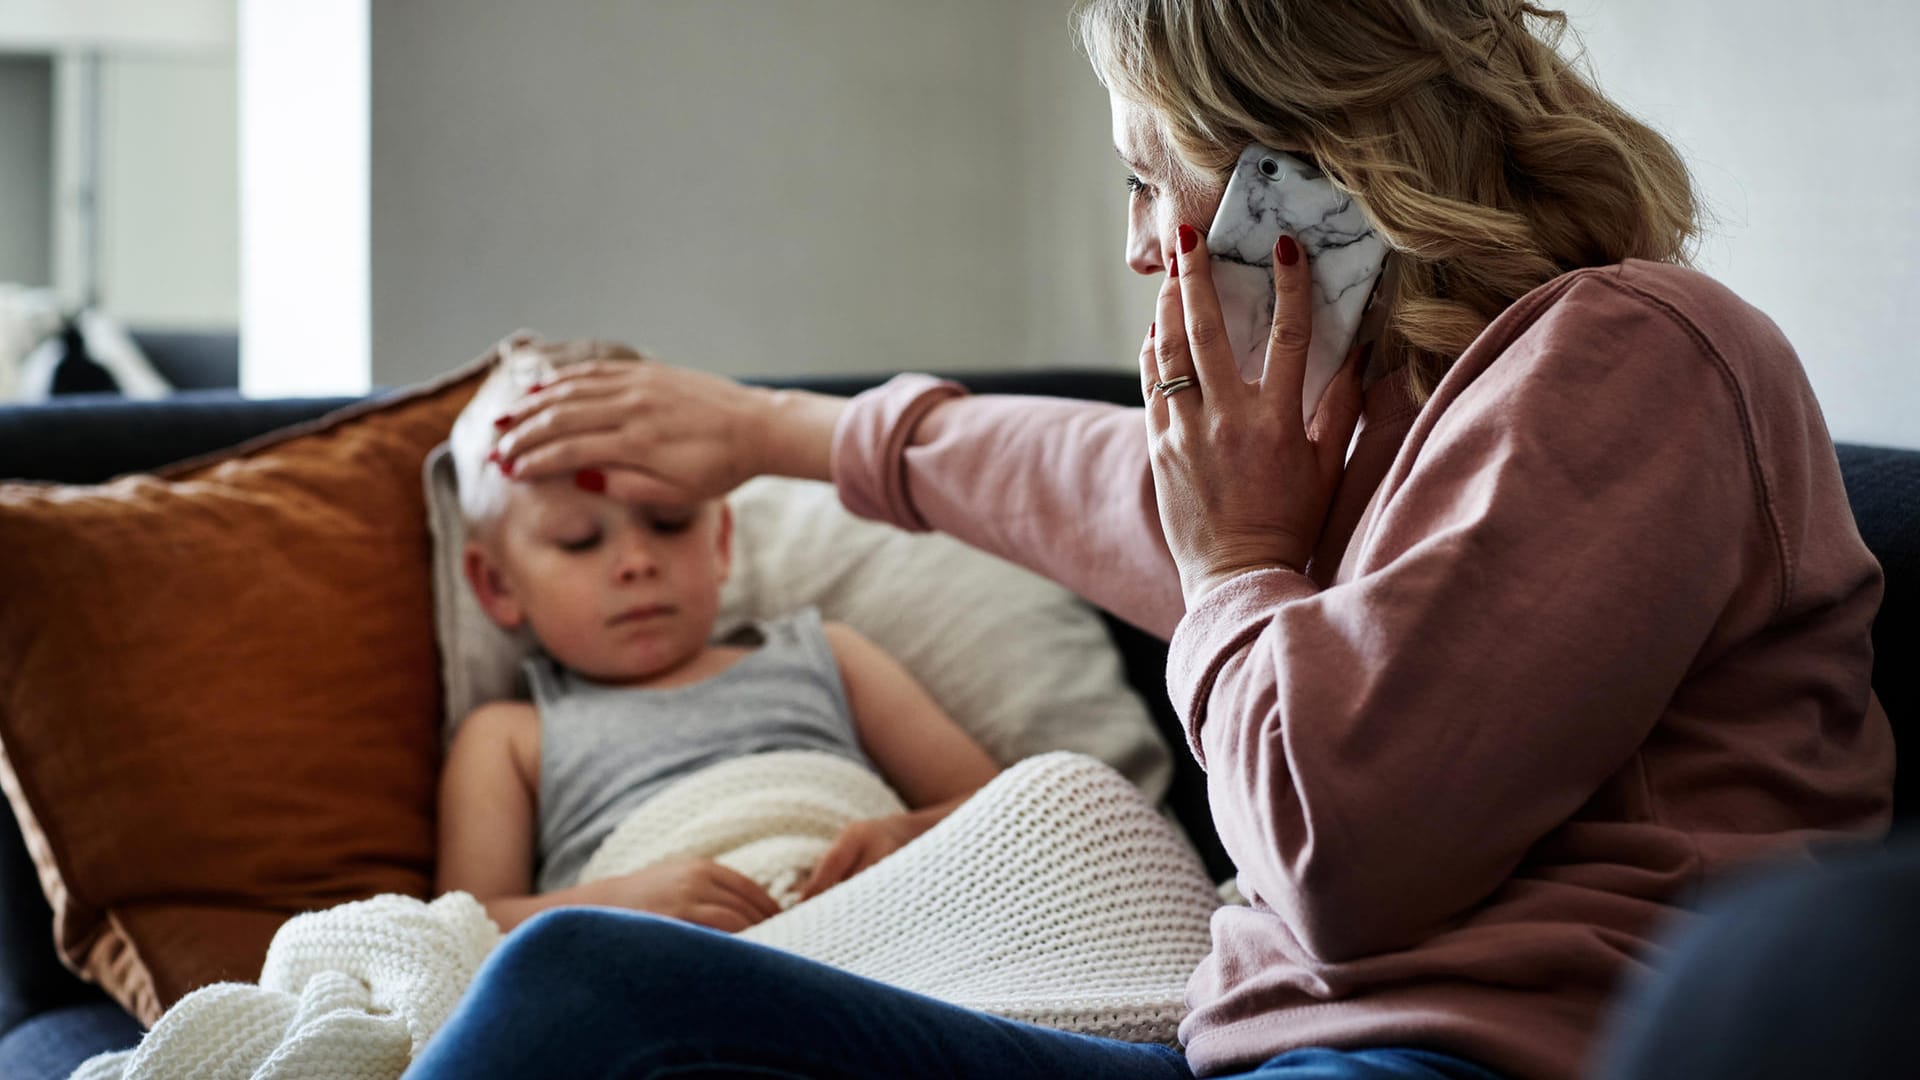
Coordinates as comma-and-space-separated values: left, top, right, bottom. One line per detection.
1074, 0, 1703, 400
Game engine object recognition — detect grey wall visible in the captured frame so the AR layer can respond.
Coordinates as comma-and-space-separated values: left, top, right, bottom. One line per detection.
1010, 0, 1163, 377
1568, 0, 1920, 449
97, 53, 238, 328
0, 55, 53, 287
369, 0, 1145, 386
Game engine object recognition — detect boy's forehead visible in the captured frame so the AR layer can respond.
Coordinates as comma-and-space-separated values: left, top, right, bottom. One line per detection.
504, 479, 598, 522
504, 480, 708, 522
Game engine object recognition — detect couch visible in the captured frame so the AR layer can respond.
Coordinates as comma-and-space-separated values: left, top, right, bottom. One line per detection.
0, 367, 1913, 1080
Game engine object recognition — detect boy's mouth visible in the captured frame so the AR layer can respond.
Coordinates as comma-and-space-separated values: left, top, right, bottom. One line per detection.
608, 604, 674, 626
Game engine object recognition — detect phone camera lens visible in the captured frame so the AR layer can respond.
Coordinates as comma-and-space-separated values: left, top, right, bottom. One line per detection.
1258, 157, 1282, 179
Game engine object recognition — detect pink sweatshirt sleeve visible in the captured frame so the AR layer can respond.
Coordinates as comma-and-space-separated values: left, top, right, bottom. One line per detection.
1165, 285, 1779, 964
833, 374, 1185, 637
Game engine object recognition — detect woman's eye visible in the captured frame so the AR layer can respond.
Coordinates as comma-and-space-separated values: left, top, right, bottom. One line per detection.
558, 533, 601, 553
1126, 173, 1149, 197
649, 517, 693, 535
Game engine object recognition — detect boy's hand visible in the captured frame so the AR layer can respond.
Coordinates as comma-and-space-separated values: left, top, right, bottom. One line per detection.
595, 857, 781, 932
799, 813, 930, 901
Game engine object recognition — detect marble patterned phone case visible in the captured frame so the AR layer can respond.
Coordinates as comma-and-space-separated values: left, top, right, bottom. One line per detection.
1206, 145, 1388, 398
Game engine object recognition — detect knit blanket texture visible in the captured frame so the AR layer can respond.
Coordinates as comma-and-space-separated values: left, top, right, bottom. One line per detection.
70, 751, 1218, 1080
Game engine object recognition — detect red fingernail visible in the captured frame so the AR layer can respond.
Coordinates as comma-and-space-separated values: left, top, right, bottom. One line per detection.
529, 382, 545, 393
493, 415, 512, 431
1178, 223, 1199, 253
574, 468, 605, 493
1169, 248, 1179, 277
499, 456, 515, 477
1276, 235, 1301, 267
1150, 321, 1156, 339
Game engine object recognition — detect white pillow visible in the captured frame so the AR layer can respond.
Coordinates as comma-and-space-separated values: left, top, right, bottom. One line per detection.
423, 445, 1172, 801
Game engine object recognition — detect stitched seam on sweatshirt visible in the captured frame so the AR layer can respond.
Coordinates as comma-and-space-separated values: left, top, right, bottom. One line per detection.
1192, 619, 1272, 714
884, 381, 967, 532
1181, 617, 1275, 773
1177, 570, 1318, 767
1584, 274, 1791, 617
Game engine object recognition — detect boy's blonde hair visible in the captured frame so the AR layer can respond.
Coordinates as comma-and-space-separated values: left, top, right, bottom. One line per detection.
1073, 0, 1704, 402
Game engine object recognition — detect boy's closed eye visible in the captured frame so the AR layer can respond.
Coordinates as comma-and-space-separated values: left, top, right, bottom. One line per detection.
630, 500, 700, 534
552, 511, 695, 553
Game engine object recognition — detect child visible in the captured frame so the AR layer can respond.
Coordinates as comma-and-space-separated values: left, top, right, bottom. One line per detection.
437, 356, 1001, 933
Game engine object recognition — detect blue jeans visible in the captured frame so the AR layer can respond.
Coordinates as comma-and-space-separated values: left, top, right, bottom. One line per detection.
402, 909, 1506, 1080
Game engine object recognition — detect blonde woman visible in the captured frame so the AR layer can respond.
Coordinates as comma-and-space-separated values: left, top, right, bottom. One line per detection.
404, 2, 1892, 1078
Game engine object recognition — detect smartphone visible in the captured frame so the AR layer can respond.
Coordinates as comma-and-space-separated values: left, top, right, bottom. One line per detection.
1206, 144, 1388, 418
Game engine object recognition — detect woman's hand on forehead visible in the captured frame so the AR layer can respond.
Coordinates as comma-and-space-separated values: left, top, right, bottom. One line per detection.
490, 353, 770, 507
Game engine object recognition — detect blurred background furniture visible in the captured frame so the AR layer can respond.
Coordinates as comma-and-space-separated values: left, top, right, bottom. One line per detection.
125, 328, 237, 390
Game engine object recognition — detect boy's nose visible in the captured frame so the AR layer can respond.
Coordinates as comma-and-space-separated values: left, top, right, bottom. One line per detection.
615, 537, 662, 581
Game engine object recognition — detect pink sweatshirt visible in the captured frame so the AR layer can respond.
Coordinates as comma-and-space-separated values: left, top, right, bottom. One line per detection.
830, 260, 1894, 1079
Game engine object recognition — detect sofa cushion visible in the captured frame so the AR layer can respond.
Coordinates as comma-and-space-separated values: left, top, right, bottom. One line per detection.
716, 476, 1173, 796
0, 347, 493, 1025
1837, 443, 1920, 822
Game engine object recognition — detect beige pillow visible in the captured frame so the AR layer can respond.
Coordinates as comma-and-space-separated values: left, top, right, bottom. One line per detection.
424, 451, 1171, 800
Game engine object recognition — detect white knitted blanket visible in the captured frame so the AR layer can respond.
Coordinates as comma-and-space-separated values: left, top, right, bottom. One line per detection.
576, 749, 910, 908
71, 752, 1218, 1080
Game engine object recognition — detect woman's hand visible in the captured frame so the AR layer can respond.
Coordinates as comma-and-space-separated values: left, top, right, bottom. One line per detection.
797, 812, 931, 901
491, 339, 844, 503
591, 856, 782, 933
1144, 224, 1367, 607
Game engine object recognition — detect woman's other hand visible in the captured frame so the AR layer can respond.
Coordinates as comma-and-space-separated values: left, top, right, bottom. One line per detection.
491, 339, 846, 502
1143, 224, 1367, 608
591, 856, 782, 933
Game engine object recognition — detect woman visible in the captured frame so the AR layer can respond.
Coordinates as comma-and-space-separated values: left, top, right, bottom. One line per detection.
405, 1, 1893, 1077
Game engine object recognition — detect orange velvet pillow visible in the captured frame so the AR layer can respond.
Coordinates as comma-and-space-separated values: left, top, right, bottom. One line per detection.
0, 348, 495, 1025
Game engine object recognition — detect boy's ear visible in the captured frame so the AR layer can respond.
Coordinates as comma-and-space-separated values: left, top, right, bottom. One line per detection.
713, 502, 734, 586
463, 540, 525, 629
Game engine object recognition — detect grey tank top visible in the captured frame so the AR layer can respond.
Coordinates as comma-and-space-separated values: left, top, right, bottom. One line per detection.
529, 606, 870, 893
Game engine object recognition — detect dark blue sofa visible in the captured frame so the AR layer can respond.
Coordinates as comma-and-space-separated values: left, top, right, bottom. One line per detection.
0, 361, 1914, 1079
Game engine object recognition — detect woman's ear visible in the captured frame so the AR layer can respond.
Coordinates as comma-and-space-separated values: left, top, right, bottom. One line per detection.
463, 540, 525, 629
712, 502, 734, 586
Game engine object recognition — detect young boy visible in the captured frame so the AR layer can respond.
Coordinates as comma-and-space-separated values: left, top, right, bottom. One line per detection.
437, 359, 1000, 933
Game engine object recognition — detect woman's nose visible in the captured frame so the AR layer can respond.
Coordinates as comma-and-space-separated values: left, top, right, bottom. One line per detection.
1125, 229, 1161, 275
1126, 216, 1167, 276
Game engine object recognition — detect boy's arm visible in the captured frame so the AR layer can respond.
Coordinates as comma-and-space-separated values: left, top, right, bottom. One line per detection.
801, 623, 1000, 899
822, 621, 1000, 808
436, 701, 549, 929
